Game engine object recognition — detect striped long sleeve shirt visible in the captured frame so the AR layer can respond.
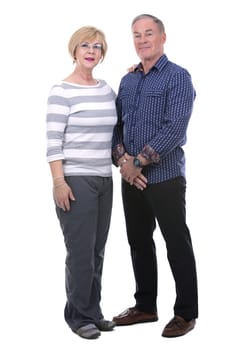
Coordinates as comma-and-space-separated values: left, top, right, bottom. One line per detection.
46, 80, 117, 177
112, 54, 196, 184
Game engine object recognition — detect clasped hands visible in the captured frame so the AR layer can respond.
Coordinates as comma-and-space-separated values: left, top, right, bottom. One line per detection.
118, 153, 148, 190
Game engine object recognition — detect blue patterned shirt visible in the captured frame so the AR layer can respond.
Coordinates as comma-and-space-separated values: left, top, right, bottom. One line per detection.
112, 54, 196, 184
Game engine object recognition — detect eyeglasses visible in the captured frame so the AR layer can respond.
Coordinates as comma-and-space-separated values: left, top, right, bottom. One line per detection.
79, 42, 102, 51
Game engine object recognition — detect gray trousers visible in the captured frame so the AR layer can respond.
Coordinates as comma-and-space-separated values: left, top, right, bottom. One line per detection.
56, 176, 113, 331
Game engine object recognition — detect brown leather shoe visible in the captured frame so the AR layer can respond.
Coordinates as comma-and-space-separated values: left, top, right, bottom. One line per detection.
112, 307, 158, 326
162, 316, 196, 337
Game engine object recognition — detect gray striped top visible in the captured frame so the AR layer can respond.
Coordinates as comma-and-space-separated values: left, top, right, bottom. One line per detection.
46, 80, 117, 177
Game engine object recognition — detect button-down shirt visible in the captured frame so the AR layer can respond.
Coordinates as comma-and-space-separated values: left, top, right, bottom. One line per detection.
112, 54, 196, 184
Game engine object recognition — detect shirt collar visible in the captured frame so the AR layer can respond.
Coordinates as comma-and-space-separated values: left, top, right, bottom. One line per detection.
134, 54, 168, 73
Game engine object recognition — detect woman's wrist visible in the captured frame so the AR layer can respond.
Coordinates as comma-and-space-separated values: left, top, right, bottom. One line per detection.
53, 181, 66, 189
53, 176, 66, 188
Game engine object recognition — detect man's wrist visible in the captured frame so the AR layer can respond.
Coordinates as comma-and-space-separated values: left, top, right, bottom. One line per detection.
133, 157, 143, 168
134, 153, 153, 168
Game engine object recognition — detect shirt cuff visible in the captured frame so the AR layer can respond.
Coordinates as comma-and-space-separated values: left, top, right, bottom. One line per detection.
140, 144, 160, 163
112, 144, 126, 164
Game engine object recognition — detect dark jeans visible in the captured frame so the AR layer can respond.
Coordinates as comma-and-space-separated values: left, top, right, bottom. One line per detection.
122, 176, 198, 320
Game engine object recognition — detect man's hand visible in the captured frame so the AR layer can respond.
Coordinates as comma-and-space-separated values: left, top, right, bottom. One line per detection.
120, 155, 141, 185
119, 153, 148, 189
133, 173, 148, 190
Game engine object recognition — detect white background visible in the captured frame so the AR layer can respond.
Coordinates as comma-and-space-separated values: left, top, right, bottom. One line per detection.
0, 0, 232, 349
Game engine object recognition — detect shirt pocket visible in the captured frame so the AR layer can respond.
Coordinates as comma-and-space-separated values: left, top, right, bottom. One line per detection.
141, 89, 165, 115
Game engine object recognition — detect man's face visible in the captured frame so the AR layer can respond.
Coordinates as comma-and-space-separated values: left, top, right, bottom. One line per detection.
132, 18, 166, 62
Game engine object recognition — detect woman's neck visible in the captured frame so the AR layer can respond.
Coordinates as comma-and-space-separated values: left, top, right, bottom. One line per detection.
64, 68, 98, 85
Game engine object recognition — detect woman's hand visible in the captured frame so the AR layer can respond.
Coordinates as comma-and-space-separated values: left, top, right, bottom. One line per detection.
53, 182, 75, 211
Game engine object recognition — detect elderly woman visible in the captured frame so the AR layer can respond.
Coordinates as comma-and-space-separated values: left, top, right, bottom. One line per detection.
46, 26, 117, 339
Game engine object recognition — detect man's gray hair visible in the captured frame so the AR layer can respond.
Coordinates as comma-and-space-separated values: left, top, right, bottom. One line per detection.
132, 14, 165, 33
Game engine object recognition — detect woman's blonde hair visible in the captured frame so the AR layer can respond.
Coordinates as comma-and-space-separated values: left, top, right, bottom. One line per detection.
68, 26, 108, 63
